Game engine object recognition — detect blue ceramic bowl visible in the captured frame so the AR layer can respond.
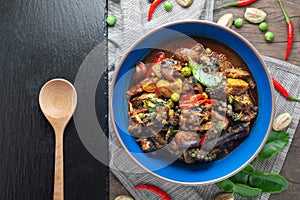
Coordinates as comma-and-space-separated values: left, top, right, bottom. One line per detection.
110, 20, 274, 185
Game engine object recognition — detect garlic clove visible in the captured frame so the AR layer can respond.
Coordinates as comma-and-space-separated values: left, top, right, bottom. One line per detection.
273, 112, 293, 131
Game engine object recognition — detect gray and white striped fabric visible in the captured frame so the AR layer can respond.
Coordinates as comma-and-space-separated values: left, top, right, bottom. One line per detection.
108, 1, 300, 199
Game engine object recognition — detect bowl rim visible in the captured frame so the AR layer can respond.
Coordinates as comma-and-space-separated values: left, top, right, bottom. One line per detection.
109, 20, 274, 185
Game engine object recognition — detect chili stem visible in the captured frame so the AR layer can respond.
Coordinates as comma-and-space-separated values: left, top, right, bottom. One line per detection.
278, 0, 290, 22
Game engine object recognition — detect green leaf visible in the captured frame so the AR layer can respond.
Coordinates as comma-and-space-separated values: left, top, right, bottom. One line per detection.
232, 184, 262, 198
258, 131, 290, 159
243, 164, 255, 172
216, 179, 235, 192
189, 60, 222, 88
230, 171, 249, 184
249, 171, 289, 193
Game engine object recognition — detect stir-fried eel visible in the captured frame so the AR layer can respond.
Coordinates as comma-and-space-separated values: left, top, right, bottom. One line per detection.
126, 42, 258, 164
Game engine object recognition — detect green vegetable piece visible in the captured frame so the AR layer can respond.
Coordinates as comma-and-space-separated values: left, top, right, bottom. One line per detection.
259, 22, 268, 31
249, 171, 289, 193
106, 15, 116, 26
234, 18, 243, 27
164, 1, 173, 11
230, 171, 249, 184
137, 113, 144, 119
258, 130, 290, 159
171, 92, 180, 102
189, 60, 222, 88
232, 184, 262, 198
181, 66, 192, 77
265, 31, 274, 41
216, 179, 235, 192
243, 164, 255, 172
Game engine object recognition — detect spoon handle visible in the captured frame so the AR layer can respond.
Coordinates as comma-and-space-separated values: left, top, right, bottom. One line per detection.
53, 131, 64, 200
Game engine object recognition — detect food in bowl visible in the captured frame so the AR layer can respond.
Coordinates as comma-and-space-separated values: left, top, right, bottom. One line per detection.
126, 38, 258, 164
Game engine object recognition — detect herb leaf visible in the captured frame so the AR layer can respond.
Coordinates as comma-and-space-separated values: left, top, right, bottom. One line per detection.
243, 164, 255, 172
258, 131, 290, 159
216, 179, 234, 192
232, 184, 262, 198
230, 171, 249, 184
249, 171, 289, 193
189, 60, 222, 88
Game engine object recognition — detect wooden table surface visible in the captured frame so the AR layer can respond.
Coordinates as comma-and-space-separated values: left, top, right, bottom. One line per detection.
110, 0, 300, 199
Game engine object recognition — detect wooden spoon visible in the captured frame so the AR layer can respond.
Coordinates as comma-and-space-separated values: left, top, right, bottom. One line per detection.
39, 78, 77, 200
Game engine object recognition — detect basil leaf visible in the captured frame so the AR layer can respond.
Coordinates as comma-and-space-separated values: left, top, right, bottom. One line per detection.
230, 171, 249, 184
243, 164, 255, 172
216, 179, 234, 192
258, 131, 290, 159
232, 184, 262, 198
249, 171, 289, 193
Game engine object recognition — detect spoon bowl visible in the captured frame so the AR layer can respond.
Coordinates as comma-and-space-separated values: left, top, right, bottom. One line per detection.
39, 78, 77, 200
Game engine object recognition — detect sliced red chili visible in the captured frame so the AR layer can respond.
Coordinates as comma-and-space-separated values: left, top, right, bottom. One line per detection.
179, 99, 216, 109
217, 0, 257, 9
148, 0, 164, 21
278, 0, 294, 60
272, 78, 299, 101
145, 52, 166, 78
153, 86, 160, 95
181, 94, 205, 101
199, 135, 207, 146
134, 184, 171, 200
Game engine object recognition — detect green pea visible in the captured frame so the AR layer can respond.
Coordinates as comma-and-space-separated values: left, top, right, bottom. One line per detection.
164, 1, 173, 11
106, 15, 116, 26
265, 31, 274, 42
171, 92, 180, 102
259, 22, 268, 31
234, 18, 243, 28
181, 66, 192, 77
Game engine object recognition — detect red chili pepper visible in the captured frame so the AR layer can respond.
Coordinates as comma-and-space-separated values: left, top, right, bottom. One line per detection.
145, 52, 166, 78
181, 94, 205, 101
199, 135, 207, 146
272, 78, 299, 101
179, 99, 216, 109
134, 184, 171, 200
179, 94, 206, 109
153, 86, 160, 95
148, 0, 164, 21
278, 0, 294, 60
216, 0, 257, 9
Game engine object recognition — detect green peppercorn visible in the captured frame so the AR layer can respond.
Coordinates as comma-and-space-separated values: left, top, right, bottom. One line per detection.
106, 15, 116, 26
164, 1, 173, 11
181, 66, 192, 77
234, 18, 243, 28
205, 48, 212, 54
168, 99, 174, 108
265, 31, 274, 41
171, 92, 180, 102
259, 22, 268, 31
137, 113, 144, 119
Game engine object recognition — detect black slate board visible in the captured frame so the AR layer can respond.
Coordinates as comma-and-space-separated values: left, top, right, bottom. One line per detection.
0, 0, 108, 199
